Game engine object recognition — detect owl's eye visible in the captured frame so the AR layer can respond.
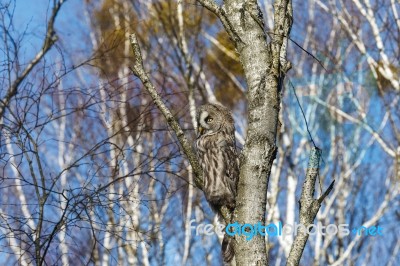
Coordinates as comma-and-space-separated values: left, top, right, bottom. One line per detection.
206, 117, 213, 123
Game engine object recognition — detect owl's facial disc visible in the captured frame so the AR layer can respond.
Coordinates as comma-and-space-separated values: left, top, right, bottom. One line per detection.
198, 111, 211, 136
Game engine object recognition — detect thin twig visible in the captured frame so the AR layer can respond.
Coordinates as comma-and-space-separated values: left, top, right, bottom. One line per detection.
0, 0, 65, 120
288, 78, 317, 148
267, 32, 326, 71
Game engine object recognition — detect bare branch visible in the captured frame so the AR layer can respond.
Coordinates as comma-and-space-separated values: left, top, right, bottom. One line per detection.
129, 32, 203, 188
286, 148, 334, 266
0, 0, 65, 120
196, 0, 244, 44
312, 96, 396, 158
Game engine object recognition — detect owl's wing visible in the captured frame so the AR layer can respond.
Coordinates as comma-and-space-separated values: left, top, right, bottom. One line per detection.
219, 137, 239, 185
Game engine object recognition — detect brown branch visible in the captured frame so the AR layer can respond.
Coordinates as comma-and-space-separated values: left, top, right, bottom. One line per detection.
318, 179, 335, 204
286, 148, 335, 266
129, 33, 203, 188
0, 0, 65, 120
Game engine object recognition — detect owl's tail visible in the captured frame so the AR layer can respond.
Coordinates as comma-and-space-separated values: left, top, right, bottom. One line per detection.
222, 234, 235, 264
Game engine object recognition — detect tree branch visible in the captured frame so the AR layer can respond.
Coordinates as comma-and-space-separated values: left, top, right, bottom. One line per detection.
0, 0, 65, 120
286, 148, 335, 266
196, 0, 244, 44
129, 33, 203, 188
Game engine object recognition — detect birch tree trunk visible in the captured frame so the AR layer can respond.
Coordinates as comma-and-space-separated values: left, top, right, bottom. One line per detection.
197, 0, 292, 264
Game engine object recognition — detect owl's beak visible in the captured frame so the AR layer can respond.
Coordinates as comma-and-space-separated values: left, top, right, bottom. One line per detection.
197, 125, 205, 136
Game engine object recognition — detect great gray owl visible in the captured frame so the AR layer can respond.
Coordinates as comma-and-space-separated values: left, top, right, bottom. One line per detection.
195, 103, 239, 263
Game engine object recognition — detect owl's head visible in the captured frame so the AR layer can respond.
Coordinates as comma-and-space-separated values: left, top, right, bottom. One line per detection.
196, 103, 234, 137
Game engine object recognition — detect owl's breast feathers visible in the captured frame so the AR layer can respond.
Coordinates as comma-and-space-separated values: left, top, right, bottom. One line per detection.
196, 134, 238, 209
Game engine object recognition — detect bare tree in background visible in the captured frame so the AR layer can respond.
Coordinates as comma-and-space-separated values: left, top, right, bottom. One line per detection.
0, 1, 185, 265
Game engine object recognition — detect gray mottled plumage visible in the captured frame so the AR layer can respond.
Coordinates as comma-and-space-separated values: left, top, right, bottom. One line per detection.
195, 103, 239, 263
